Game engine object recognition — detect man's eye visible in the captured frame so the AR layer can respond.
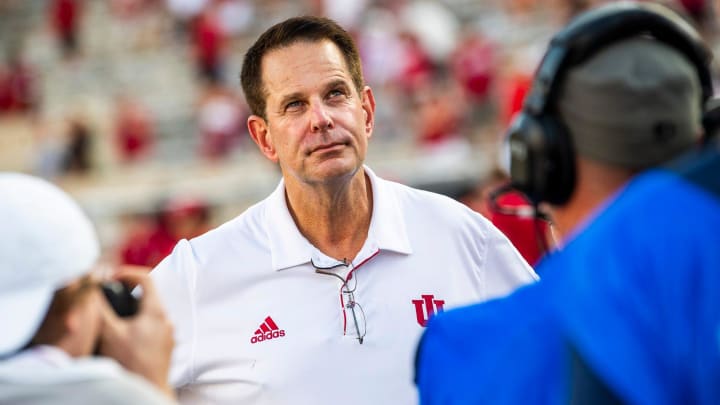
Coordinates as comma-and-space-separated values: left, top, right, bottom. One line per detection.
328, 89, 345, 98
285, 101, 302, 110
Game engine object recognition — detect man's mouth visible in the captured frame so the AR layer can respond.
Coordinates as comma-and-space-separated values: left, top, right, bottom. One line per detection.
310, 142, 346, 153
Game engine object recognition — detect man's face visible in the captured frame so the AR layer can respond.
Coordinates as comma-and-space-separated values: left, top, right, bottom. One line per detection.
248, 40, 375, 186
65, 275, 105, 357
81, 288, 105, 355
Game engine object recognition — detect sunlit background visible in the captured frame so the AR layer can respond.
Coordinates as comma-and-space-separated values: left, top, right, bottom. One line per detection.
0, 0, 717, 267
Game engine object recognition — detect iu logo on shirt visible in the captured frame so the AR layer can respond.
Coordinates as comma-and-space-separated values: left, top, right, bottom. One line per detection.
250, 316, 286, 344
412, 294, 445, 327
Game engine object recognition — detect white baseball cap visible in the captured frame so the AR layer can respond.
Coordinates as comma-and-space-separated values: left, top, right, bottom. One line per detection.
0, 173, 99, 356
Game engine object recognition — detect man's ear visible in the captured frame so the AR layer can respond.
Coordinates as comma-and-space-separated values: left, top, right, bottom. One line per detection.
248, 115, 278, 162
361, 86, 376, 139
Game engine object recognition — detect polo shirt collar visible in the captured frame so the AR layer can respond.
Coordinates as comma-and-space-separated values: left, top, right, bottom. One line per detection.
265, 166, 412, 272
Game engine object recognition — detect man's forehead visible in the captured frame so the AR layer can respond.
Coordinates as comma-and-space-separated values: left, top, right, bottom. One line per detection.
261, 40, 353, 95
264, 38, 338, 59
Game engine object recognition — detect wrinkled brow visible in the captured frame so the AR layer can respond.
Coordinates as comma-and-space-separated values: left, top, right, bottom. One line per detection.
277, 79, 352, 107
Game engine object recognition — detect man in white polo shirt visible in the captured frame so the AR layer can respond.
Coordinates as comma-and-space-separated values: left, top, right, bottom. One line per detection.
151, 15, 537, 404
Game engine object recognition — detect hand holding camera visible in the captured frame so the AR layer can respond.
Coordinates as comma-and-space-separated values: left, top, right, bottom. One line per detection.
97, 267, 175, 398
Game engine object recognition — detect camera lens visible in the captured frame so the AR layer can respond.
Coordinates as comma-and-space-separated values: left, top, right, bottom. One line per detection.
101, 281, 139, 317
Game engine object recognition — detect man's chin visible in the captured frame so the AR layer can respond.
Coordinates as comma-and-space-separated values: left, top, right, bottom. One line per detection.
306, 160, 362, 184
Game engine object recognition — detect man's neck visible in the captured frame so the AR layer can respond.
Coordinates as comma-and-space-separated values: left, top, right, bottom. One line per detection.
284, 169, 373, 261
550, 158, 634, 244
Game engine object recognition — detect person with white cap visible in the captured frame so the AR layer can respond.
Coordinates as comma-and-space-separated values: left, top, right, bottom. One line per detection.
0, 173, 176, 404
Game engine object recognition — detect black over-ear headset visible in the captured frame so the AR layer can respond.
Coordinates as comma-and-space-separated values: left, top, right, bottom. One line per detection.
506, 2, 714, 205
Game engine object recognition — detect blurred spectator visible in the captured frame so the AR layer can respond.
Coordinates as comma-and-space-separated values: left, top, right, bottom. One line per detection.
499, 67, 534, 128
215, 0, 254, 37
476, 0, 560, 128
488, 186, 553, 267
0, 49, 38, 115
560, 0, 595, 20
48, 0, 83, 59
166, 0, 207, 40
110, 0, 159, 19
459, 168, 552, 266
192, 3, 227, 84
450, 28, 497, 125
318, 0, 368, 32
678, 0, 709, 20
114, 95, 155, 163
458, 168, 508, 219
396, 31, 435, 97
62, 117, 93, 175
120, 196, 211, 268
32, 118, 67, 180
400, 0, 460, 63
356, 8, 404, 87
413, 74, 467, 147
674, 0, 719, 38
108, 0, 167, 51
197, 83, 246, 159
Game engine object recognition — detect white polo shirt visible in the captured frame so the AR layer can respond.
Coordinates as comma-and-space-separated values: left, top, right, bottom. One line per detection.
151, 166, 537, 404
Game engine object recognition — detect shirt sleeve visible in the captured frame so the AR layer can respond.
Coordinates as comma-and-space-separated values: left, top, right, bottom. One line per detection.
150, 239, 199, 388
481, 220, 539, 301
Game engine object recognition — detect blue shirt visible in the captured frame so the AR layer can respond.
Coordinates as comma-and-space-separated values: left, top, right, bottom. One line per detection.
416, 148, 720, 405
417, 280, 567, 404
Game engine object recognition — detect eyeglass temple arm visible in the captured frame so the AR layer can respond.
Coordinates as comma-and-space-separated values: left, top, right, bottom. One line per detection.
314, 268, 346, 282
314, 266, 364, 344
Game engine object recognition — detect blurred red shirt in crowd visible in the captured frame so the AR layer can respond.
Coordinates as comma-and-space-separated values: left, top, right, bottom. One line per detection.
192, 5, 226, 84
120, 197, 211, 268
451, 32, 495, 105
0, 57, 37, 114
114, 96, 154, 162
489, 190, 550, 266
49, 0, 82, 57
461, 170, 551, 266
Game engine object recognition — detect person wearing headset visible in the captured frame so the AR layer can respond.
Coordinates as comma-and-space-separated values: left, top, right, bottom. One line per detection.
415, 2, 719, 404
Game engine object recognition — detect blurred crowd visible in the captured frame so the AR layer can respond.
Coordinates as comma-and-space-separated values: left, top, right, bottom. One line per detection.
0, 0, 717, 266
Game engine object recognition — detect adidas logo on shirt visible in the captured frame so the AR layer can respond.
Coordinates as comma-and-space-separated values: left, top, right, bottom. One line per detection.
250, 316, 286, 344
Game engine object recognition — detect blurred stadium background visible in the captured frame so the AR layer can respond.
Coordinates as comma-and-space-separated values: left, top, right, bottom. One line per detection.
0, 0, 717, 267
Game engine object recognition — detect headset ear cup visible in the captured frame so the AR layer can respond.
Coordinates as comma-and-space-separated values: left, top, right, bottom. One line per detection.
702, 97, 720, 143
538, 114, 576, 205
508, 113, 551, 203
508, 2, 711, 206
508, 113, 576, 205
508, 114, 537, 199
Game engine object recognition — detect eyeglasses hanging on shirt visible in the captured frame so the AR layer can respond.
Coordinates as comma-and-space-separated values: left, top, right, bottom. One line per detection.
312, 258, 367, 344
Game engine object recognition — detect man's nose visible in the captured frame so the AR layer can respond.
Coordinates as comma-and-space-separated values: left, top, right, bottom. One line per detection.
310, 101, 334, 132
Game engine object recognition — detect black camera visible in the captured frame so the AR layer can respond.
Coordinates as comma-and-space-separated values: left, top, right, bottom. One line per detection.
101, 281, 139, 317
